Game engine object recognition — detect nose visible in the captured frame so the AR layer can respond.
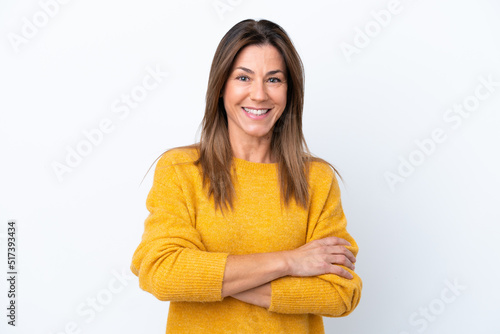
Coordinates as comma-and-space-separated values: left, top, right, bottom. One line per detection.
250, 80, 268, 102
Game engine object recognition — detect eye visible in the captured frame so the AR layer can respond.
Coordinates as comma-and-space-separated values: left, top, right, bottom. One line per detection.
236, 75, 250, 82
268, 77, 282, 83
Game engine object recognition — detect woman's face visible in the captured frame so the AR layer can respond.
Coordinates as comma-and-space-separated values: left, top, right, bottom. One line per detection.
222, 44, 287, 145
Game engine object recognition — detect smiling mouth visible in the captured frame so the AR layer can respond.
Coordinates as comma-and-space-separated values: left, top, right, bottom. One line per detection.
242, 107, 271, 116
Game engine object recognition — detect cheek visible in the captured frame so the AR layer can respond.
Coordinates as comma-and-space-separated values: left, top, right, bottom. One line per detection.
224, 87, 244, 106
222, 87, 233, 109
274, 86, 287, 107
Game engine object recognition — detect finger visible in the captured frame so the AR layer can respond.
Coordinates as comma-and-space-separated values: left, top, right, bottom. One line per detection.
321, 236, 351, 247
326, 254, 355, 270
325, 246, 356, 264
329, 265, 354, 280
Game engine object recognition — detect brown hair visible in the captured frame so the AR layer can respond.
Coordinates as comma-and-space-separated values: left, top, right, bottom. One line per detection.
150, 19, 341, 213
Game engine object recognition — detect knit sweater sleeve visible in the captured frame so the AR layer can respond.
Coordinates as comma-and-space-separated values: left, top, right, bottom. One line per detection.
130, 150, 229, 302
268, 164, 362, 317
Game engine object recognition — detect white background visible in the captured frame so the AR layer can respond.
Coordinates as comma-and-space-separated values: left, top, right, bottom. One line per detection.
1, 0, 499, 333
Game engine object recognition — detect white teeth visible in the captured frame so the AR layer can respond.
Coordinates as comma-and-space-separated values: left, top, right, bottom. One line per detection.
243, 107, 270, 115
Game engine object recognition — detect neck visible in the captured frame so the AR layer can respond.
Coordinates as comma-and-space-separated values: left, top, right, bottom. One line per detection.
230, 137, 276, 163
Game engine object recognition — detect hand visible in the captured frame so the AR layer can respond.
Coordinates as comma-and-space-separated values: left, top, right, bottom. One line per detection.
231, 283, 271, 308
284, 237, 356, 279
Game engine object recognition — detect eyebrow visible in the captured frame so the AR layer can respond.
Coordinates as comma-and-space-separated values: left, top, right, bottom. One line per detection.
234, 66, 285, 76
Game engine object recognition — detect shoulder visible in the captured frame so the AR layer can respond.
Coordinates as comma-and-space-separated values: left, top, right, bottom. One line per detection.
153, 146, 200, 184
157, 146, 200, 168
307, 158, 342, 196
308, 159, 336, 183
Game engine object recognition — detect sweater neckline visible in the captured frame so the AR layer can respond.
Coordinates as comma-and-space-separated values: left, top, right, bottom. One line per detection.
232, 156, 278, 172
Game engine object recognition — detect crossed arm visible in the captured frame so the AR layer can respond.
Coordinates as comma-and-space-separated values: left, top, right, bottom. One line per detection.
222, 236, 356, 308
131, 154, 362, 316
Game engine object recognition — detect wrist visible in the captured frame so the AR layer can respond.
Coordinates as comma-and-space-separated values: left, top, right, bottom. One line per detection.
279, 250, 292, 277
231, 283, 271, 308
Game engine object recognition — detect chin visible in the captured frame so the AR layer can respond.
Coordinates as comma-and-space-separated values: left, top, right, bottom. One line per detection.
247, 131, 273, 139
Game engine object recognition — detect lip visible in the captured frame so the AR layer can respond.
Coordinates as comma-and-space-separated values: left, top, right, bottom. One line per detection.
241, 107, 272, 120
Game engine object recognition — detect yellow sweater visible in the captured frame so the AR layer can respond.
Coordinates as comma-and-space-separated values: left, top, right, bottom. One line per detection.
130, 147, 362, 333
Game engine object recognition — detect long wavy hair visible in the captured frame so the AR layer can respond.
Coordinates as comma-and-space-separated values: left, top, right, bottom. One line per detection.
149, 19, 341, 213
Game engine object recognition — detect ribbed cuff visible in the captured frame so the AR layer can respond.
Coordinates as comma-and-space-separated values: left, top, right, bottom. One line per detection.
269, 276, 341, 315
153, 250, 229, 302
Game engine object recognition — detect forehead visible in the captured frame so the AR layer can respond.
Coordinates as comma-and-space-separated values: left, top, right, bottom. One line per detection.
231, 44, 286, 71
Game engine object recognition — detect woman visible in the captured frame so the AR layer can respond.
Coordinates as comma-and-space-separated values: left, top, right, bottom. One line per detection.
130, 19, 362, 333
